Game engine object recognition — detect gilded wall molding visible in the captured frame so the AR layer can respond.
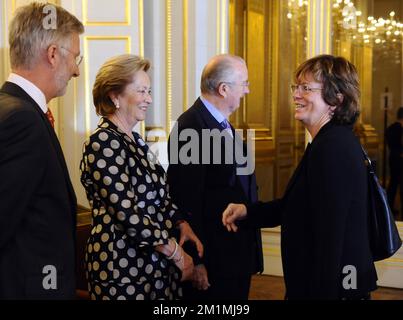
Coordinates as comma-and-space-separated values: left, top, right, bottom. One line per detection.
270, 0, 279, 141
217, 0, 228, 54
82, 0, 131, 26
138, 0, 145, 137
83, 36, 131, 138
307, 0, 332, 57
2, 1, 10, 82
138, 0, 144, 57
183, 0, 188, 112
166, 0, 172, 137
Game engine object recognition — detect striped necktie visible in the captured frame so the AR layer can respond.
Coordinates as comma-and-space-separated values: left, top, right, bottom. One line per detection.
220, 119, 230, 130
46, 108, 55, 129
220, 119, 233, 137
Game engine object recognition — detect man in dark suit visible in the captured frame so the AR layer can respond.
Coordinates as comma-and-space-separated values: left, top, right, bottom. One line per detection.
167, 54, 263, 300
385, 107, 403, 219
0, 3, 84, 299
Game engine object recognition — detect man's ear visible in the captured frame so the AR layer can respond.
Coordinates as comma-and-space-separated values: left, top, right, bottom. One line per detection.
217, 82, 228, 98
46, 44, 58, 67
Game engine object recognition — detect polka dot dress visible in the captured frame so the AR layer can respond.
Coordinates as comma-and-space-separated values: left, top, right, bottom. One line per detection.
80, 117, 183, 300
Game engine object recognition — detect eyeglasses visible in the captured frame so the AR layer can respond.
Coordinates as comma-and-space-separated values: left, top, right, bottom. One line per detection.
223, 81, 250, 88
60, 46, 83, 66
136, 88, 152, 97
290, 84, 322, 94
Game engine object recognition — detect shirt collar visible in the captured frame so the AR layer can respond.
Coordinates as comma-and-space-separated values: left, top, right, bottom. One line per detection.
200, 95, 227, 125
7, 73, 48, 113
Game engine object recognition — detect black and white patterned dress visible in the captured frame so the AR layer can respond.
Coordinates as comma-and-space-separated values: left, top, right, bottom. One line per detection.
80, 117, 183, 300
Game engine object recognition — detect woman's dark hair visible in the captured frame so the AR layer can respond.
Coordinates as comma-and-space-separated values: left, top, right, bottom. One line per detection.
295, 54, 360, 125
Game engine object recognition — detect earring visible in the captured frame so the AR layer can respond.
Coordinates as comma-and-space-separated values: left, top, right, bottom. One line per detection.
115, 102, 120, 109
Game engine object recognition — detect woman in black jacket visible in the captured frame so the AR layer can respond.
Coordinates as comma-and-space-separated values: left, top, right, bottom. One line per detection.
222, 54, 378, 300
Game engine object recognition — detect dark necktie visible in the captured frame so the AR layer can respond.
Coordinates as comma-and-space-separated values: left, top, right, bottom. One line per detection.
220, 119, 230, 130
220, 119, 233, 137
46, 108, 55, 128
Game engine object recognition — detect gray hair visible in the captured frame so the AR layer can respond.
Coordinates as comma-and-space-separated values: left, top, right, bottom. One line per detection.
9, 2, 84, 70
200, 54, 246, 94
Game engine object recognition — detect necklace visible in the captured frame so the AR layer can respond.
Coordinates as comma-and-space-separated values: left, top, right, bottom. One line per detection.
109, 112, 135, 140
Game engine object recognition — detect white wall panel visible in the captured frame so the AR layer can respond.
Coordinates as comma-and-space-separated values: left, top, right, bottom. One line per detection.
143, 0, 228, 139
144, 0, 166, 137
59, 0, 142, 207
84, 0, 129, 24
0, 0, 5, 84
84, 37, 129, 131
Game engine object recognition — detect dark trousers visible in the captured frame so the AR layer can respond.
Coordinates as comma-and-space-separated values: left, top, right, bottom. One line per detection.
182, 275, 252, 300
387, 156, 403, 214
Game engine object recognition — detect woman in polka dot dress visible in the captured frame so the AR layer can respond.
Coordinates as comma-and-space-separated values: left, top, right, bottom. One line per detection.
80, 54, 203, 300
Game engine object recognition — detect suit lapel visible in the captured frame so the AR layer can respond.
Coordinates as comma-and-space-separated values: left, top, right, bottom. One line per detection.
1, 82, 77, 210
194, 98, 223, 131
195, 98, 252, 200
283, 143, 311, 199
232, 125, 253, 202
282, 122, 334, 198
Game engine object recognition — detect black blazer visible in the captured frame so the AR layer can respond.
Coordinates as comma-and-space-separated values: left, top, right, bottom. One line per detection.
167, 98, 263, 278
0, 82, 77, 299
247, 121, 378, 299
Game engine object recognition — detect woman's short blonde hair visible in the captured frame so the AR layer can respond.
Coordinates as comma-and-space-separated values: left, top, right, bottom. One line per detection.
93, 54, 151, 116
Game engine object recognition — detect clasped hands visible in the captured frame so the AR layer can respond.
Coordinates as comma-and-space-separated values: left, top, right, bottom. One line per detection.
171, 222, 210, 289
164, 239, 194, 281
181, 204, 248, 290
185, 203, 248, 290
160, 205, 248, 287
180, 204, 248, 289
171, 220, 204, 281
164, 241, 210, 289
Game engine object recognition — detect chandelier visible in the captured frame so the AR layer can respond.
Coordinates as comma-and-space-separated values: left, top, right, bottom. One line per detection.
286, 0, 308, 21
332, 0, 402, 62
286, 0, 308, 42
287, 0, 402, 61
